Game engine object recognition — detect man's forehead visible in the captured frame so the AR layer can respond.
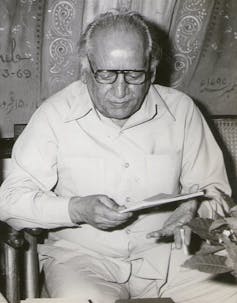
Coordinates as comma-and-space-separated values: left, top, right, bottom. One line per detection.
92, 26, 145, 49
90, 28, 147, 61
109, 49, 136, 60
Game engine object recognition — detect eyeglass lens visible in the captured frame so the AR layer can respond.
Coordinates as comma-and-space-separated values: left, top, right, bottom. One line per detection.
95, 70, 147, 84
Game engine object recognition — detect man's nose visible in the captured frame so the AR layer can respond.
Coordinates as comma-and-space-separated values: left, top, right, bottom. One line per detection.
112, 73, 128, 99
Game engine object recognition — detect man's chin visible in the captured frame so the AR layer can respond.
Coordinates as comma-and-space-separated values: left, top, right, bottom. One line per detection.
101, 108, 134, 120
106, 112, 132, 121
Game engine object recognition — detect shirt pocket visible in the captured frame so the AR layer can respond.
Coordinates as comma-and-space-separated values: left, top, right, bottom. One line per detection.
146, 152, 181, 197
61, 157, 105, 196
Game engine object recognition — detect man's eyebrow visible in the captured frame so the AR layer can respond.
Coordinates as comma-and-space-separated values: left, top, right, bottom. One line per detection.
96, 69, 146, 71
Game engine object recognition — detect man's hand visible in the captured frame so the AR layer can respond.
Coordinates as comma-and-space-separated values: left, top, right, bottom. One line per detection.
146, 199, 198, 249
69, 195, 133, 230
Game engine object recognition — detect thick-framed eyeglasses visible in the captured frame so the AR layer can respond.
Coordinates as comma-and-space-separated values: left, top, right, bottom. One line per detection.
87, 55, 151, 85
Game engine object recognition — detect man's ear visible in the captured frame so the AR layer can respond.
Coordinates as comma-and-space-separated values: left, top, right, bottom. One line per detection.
150, 60, 159, 83
150, 67, 157, 83
80, 70, 87, 84
79, 56, 89, 84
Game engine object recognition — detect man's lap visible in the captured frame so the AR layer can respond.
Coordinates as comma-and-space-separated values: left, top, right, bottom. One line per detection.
43, 246, 237, 303
43, 256, 129, 303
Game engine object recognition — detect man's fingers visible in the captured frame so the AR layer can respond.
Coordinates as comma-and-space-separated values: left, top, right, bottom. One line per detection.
189, 184, 199, 194
146, 226, 173, 239
174, 227, 182, 249
103, 205, 133, 221
99, 195, 120, 209
146, 230, 162, 239
99, 196, 133, 220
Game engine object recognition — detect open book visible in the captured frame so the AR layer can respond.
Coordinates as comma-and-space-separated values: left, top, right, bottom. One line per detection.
119, 191, 205, 213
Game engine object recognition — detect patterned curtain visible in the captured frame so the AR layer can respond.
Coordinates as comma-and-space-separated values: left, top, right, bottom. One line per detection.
184, 0, 237, 115
169, 0, 237, 115
40, 0, 84, 100
169, 0, 215, 89
0, 0, 236, 137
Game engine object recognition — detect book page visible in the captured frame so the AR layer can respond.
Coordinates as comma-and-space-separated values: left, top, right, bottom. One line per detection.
119, 191, 204, 213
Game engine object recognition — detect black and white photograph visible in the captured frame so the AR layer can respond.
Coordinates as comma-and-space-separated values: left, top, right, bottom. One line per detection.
0, 1, 237, 303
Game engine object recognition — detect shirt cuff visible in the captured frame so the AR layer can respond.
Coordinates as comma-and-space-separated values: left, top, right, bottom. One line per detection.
40, 195, 75, 227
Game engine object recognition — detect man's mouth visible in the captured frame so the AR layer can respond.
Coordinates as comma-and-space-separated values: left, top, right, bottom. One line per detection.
109, 98, 133, 105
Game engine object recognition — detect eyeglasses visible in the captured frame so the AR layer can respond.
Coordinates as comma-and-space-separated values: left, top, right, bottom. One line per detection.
87, 56, 151, 85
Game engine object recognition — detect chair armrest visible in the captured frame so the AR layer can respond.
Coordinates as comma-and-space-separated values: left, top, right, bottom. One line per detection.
0, 223, 24, 303
23, 228, 44, 299
0, 223, 24, 249
24, 228, 43, 236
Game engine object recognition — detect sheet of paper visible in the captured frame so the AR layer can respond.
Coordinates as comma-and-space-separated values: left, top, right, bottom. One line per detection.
119, 191, 204, 213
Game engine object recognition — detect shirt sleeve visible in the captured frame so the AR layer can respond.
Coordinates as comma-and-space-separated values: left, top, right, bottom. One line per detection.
0, 104, 74, 230
180, 99, 232, 218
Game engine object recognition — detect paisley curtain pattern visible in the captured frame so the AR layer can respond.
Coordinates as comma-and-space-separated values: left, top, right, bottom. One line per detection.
169, 0, 215, 88
41, 0, 84, 99
184, 0, 237, 115
0, 0, 237, 137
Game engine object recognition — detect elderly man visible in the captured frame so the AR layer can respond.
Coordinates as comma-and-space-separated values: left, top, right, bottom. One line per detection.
0, 9, 236, 303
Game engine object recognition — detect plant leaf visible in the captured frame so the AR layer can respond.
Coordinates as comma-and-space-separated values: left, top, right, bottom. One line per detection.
210, 217, 237, 235
210, 218, 228, 232
222, 218, 237, 235
182, 254, 232, 274
187, 218, 218, 242
222, 235, 237, 275
196, 242, 224, 255
230, 205, 237, 218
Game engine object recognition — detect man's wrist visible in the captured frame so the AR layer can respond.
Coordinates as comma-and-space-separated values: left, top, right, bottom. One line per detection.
68, 196, 84, 224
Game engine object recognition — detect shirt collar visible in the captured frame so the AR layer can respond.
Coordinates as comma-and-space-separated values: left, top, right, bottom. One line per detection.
64, 81, 175, 125
149, 85, 176, 121
64, 81, 94, 122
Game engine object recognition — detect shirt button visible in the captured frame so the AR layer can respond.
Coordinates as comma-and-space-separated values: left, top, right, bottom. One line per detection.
124, 162, 130, 168
126, 197, 131, 203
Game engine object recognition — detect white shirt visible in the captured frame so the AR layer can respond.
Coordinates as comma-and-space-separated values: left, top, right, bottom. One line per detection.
0, 81, 231, 268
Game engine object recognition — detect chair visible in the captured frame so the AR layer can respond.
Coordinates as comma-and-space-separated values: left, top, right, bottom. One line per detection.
0, 126, 41, 303
209, 116, 237, 200
0, 223, 24, 303
1, 116, 237, 303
